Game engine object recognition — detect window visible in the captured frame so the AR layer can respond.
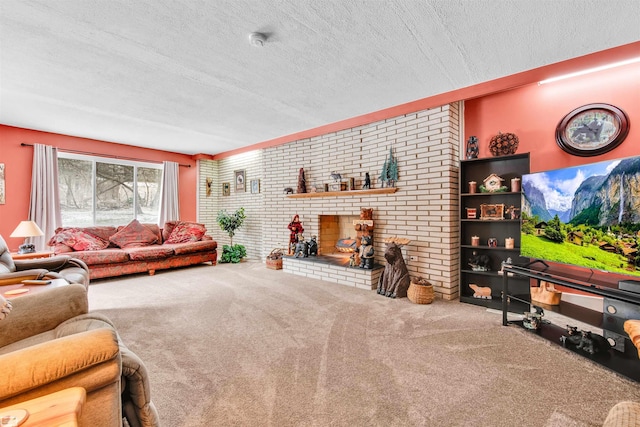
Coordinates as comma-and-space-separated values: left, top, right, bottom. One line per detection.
58, 154, 163, 226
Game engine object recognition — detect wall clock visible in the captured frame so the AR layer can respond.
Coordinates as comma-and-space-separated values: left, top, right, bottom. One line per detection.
555, 103, 629, 157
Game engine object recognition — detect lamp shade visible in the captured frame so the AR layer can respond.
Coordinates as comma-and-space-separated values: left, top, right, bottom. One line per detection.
10, 220, 45, 238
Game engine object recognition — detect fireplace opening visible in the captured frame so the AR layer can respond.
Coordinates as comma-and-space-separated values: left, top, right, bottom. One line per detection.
318, 215, 360, 258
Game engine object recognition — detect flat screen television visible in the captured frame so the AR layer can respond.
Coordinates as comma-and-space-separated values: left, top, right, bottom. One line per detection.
520, 154, 640, 278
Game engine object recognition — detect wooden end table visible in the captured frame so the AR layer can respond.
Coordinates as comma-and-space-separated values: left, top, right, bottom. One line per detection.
1, 279, 70, 298
10, 251, 54, 261
0, 387, 85, 426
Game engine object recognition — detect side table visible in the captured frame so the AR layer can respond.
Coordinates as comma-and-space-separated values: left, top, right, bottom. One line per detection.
1, 279, 70, 298
0, 387, 85, 426
10, 251, 54, 261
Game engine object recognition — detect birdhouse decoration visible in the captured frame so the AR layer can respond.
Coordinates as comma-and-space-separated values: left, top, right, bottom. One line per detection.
480, 173, 507, 193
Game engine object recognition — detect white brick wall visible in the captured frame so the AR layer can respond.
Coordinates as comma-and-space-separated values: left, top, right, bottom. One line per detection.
198, 102, 461, 300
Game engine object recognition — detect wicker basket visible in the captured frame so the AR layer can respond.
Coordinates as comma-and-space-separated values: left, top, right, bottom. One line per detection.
407, 279, 434, 304
266, 249, 283, 270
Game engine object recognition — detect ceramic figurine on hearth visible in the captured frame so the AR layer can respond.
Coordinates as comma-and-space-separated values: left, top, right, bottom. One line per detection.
307, 235, 318, 256
287, 214, 304, 255
358, 235, 374, 269
294, 235, 308, 258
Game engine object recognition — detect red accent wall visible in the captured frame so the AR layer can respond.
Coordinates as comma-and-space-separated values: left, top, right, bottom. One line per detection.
465, 62, 640, 172
0, 125, 197, 251
465, 62, 640, 289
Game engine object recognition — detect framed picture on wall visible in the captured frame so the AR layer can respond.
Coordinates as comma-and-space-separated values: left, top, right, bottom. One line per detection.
222, 182, 231, 196
235, 170, 246, 192
250, 179, 260, 194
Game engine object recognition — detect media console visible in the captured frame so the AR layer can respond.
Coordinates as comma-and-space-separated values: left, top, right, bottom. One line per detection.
501, 263, 640, 382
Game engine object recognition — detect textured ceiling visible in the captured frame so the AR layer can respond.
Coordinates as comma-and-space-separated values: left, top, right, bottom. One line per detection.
1, 1, 639, 155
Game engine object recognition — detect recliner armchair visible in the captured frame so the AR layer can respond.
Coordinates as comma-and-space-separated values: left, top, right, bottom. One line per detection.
0, 234, 90, 287
0, 284, 159, 427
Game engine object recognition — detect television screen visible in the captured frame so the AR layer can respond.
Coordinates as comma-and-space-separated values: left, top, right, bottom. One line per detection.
521, 155, 640, 277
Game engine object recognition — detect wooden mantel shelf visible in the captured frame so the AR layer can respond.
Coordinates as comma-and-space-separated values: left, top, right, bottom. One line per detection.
286, 187, 398, 198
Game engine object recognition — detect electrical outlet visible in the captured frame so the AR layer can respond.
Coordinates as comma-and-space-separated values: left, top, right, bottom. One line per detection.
409, 256, 417, 261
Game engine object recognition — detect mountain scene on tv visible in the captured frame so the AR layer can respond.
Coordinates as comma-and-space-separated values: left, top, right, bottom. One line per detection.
521, 156, 640, 277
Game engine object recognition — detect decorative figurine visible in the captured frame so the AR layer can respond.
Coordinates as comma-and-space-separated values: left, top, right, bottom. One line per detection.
480, 174, 508, 193
561, 324, 613, 355
363, 172, 371, 189
287, 214, 304, 255
560, 325, 583, 347
523, 306, 544, 330
358, 235, 375, 269
330, 171, 342, 182
294, 235, 308, 258
577, 330, 611, 355
377, 241, 410, 298
466, 136, 479, 159
469, 250, 490, 271
469, 284, 491, 299
379, 147, 398, 188
283, 187, 294, 194
349, 253, 357, 267
297, 168, 306, 194
506, 205, 520, 219
307, 235, 318, 256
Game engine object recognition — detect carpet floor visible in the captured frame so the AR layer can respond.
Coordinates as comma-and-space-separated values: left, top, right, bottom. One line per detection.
88, 262, 640, 426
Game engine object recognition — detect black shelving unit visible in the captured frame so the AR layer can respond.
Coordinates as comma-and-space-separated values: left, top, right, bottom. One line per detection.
502, 263, 640, 382
459, 153, 530, 310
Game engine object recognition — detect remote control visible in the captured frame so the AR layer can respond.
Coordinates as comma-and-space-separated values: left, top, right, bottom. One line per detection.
21, 279, 52, 285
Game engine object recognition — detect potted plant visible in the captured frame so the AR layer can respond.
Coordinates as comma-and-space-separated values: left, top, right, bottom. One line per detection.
216, 207, 247, 263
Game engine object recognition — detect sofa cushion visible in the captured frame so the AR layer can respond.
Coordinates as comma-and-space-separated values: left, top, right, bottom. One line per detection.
71, 249, 131, 266
125, 246, 175, 261
109, 220, 158, 248
164, 239, 218, 255
48, 228, 110, 251
142, 223, 163, 245
79, 226, 118, 242
161, 221, 180, 242
164, 221, 206, 244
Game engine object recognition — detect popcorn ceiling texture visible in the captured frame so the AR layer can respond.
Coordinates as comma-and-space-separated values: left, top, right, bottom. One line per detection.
199, 102, 460, 300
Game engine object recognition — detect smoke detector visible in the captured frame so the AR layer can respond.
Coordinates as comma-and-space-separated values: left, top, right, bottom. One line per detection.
249, 32, 267, 47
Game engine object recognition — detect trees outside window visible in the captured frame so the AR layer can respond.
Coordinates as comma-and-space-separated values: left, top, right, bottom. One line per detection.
58, 154, 162, 226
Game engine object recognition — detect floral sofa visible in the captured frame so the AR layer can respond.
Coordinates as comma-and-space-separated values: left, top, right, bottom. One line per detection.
47, 220, 217, 280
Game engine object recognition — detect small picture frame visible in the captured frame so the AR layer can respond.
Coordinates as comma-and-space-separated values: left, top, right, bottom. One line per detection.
480, 203, 505, 220
222, 182, 231, 196
250, 179, 260, 194
234, 170, 245, 192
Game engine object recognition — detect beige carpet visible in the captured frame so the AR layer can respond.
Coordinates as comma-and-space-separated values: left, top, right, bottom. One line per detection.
88, 262, 640, 427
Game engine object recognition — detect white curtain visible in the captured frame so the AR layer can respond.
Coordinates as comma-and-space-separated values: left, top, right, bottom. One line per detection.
29, 144, 62, 251
159, 161, 180, 226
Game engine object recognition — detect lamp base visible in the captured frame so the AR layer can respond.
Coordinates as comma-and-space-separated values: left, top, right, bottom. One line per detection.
18, 244, 36, 254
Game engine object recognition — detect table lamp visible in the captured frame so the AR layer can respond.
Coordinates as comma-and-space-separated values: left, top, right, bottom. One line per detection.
10, 220, 44, 254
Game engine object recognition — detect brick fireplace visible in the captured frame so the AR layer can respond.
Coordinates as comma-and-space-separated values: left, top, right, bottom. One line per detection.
202, 102, 461, 300
283, 213, 383, 290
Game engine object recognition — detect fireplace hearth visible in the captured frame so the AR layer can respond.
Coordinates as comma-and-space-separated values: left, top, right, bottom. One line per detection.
283, 211, 381, 290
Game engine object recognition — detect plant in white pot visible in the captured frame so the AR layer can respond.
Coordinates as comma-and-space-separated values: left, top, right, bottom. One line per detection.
216, 207, 247, 263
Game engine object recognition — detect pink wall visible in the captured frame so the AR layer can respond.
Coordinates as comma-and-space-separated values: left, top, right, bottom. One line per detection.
465, 62, 640, 172
0, 125, 198, 251
465, 62, 640, 288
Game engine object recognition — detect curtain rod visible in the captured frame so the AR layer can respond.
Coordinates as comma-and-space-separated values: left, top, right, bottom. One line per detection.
21, 143, 191, 167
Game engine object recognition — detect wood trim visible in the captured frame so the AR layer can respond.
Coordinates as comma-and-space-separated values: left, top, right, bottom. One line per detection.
286, 188, 398, 198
